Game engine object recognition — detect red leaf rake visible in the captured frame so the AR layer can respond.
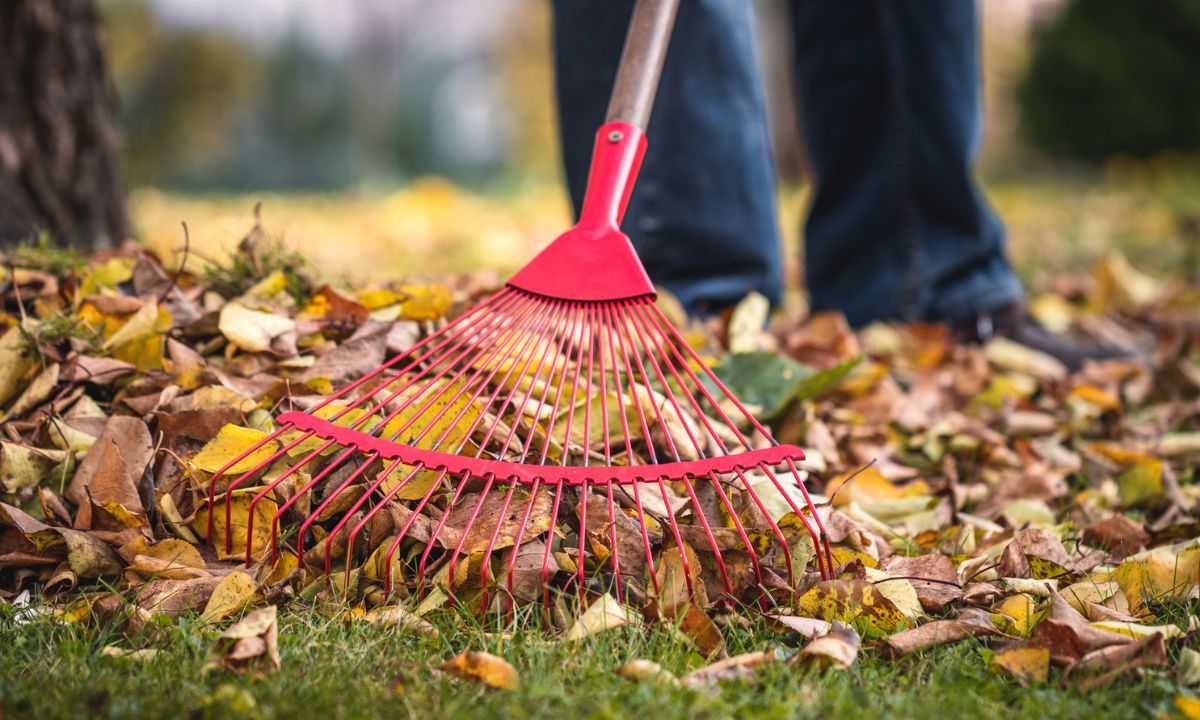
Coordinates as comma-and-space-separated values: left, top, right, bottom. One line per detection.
206, 0, 832, 611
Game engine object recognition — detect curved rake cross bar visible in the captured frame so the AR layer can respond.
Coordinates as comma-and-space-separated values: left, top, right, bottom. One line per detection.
277, 411, 806, 487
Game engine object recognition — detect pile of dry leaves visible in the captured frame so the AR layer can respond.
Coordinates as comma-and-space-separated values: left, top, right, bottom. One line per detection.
1, 213, 1198, 688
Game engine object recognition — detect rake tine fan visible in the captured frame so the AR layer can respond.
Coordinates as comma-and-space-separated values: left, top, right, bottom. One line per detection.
204, 0, 834, 610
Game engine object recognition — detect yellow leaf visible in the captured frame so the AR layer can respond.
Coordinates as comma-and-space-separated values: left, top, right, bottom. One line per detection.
1116, 461, 1164, 507
994, 594, 1038, 637
79, 257, 135, 296
101, 301, 164, 352
0, 326, 37, 408
357, 288, 405, 310
361, 606, 438, 636
795, 579, 907, 632
863, 569, 922, 621
829, 546, 878, 569
1090, 621, 1185, 640
990, 647, 1049, 683
1070, 384, 1120, 411
202, 572, 258, 623
826, 466, 903, 508
440, 652, 518, 690
1177, 695, 1200, 720
191, 491, 279, 561
564, 592, 631, 642
377, 379, 483, 500
121, 537, 205, 568
397, 284, 452, 321
192, 425, 280, 475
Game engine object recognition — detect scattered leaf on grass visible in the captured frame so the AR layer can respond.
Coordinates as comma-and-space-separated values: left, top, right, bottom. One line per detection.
791, 623, 860, 670
991, 647, 1049, 683
563, 593, 630, 642
202, 572, 258, 623
207, 605, 280, 676
616, 660, 680, 688
362, 605, 438, 636
440, 652, 518, 690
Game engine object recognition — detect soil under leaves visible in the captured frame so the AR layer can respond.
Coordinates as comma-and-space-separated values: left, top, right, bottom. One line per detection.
1, 211, 1199, 717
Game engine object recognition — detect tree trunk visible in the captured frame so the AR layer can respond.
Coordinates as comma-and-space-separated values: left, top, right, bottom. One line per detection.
0, 0, 129, 251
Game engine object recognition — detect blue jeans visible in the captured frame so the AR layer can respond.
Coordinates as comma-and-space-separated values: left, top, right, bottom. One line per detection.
552, 0, 1024, 326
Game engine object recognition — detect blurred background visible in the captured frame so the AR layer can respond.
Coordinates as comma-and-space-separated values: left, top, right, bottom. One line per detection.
101, 0, 1200, 289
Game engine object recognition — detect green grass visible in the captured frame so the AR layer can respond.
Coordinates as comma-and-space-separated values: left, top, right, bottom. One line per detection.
0, 601, 1191, 720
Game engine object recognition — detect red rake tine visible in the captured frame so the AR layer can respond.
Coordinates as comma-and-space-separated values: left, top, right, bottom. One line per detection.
204, 289, 515, 548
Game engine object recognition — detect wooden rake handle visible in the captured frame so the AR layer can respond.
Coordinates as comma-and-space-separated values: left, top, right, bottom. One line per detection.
605, 0, 681, 129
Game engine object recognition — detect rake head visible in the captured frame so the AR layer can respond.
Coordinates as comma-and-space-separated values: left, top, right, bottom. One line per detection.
204, 123, 833, 612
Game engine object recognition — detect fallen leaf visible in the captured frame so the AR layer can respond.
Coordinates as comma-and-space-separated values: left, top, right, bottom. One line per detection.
882, 609, 1000, 657
202, 572, 258, 623
100, 646, 159, 662
1179, 648, 1200, 686
791, 623, 860, 670
991, 646, 1049, 683
191, 491, 279, 561
795, 579, 907, 633
362, 605, 438, 636
219, 302, 296, 353
563, 593, 630, 642
615, 660, 680, 687
207, 605, 280, 676
686, 649, 776, 686
0, 325, 38, 408
191, 425, 280, 475
440, 651, 518, 690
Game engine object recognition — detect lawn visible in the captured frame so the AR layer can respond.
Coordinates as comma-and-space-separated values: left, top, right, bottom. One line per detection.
1, 599, 1193, 720
2, 163, 1199, 720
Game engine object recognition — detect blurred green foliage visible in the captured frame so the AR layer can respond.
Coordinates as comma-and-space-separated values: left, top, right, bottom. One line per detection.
1017, 0, 1200, 161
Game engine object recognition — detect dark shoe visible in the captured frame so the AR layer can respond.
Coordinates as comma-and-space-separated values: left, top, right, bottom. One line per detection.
959, 303, 1136, 373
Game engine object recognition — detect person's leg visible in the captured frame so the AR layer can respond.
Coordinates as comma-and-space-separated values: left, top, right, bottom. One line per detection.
791, 0, 1023, 328
551, 0, 782, 312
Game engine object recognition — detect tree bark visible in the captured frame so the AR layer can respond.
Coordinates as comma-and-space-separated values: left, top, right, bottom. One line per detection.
0, 0, 129, 250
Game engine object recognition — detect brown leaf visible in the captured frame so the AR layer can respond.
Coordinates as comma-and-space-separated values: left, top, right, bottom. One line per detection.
997, 528, 1075, 580
207, 605, 280, 676
63, 355, 136, 385
362, 605, 438, 636
882, 608, 1001, 657
676, 604, 727, 659
1028, 593, 1134, 666
1081, 515, 1149, 559
1068, 632, 1168, 690
299, 320, 389, 383
578, 493, 649, 585
439, 487, 553, 557
791, 623, 860, 670
67, 416, 153, 527
685, 649, 775, 687
879, 553, 962, 612
440, 651, 518, 690
136, 576, 223, 618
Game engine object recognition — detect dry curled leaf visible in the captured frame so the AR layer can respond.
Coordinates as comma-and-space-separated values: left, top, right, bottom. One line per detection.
440, 651, 518, 690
